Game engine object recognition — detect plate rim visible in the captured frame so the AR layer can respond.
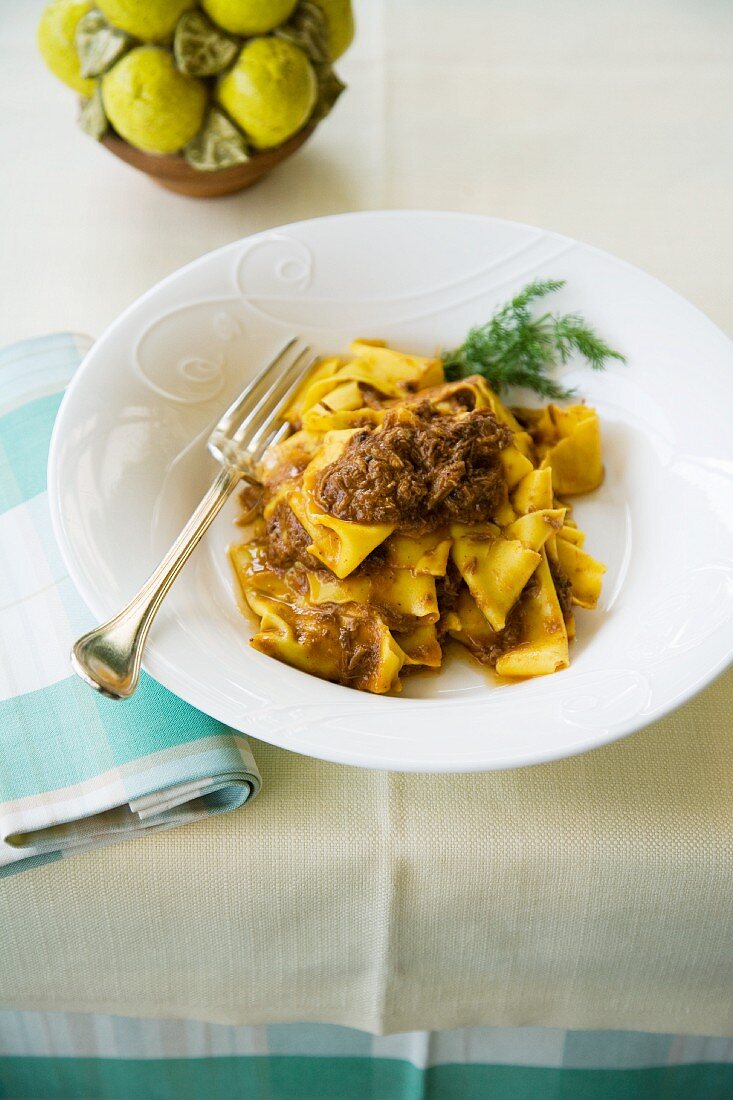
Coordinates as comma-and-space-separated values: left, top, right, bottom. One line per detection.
47, 209, 733, 772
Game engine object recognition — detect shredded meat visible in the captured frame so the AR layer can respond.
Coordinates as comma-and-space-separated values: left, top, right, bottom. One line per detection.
358, 384, 388, 409
403, 380, 480, 413
338, 614, 379, 687
549, 558, 574, 617
484, 602, 524, 666
314, 401, 511, 527
237, 482, 263, 521
261, 439, 319, 492
263, 501, 322, 571
435, 563, 524, 664
435, 561, 464, 632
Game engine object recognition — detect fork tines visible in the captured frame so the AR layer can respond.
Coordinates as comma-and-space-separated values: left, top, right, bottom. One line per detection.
209, 338, 316, 473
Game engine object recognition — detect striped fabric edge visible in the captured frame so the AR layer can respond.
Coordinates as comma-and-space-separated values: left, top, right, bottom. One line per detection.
0, 1013, 731, 1100
1, 1012, 731, 1068
0, 332, 91, 517
0, 333, 93, 415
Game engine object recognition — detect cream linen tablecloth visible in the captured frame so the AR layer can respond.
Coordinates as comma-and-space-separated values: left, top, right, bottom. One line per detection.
2, 674, 733, 1036
2, 0, 733, 1039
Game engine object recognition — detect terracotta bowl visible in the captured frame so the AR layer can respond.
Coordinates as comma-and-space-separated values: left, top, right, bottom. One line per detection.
100, 122, 317, 197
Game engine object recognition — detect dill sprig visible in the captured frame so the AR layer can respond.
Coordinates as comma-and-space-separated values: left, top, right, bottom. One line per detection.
443, 279, 625, 399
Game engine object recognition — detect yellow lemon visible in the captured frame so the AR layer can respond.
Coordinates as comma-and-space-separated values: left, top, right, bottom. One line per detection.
37, 0, 95, 96
201, 0, 298, 36
102, 46, 207, 154
312, 0, 354, 60
216, 37, 317, 150
96, 0, 196, 42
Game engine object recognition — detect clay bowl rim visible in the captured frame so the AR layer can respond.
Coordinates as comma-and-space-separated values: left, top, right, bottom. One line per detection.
98, 120, 319, 195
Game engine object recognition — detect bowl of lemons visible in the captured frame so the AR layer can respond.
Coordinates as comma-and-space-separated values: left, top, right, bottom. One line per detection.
37, 0, 353, 196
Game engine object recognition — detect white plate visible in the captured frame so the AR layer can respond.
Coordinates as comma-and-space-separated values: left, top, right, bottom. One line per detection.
48, 212, 733, 772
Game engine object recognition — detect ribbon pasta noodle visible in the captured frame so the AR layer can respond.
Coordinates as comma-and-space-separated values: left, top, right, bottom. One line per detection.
230, 339, 606, 694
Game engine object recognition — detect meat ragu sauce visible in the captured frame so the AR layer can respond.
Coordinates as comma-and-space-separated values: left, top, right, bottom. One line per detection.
549, 556, 574, 618
263, 500, 323, 571
231, 345, 605, 693
314, 401, 512, 527
241, 392, 524, 679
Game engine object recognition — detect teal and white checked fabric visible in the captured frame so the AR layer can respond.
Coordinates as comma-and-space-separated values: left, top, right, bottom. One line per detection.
0, 335, 260, 876
0, 1012, 732, 1099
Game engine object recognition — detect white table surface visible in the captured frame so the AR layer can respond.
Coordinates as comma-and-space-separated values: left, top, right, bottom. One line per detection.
2, 0, 732, 348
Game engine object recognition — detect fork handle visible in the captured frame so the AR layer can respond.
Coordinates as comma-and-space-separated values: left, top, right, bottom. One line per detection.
71, 465, 243, 699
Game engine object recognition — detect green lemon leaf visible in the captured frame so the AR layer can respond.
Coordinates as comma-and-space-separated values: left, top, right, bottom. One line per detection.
312, 66, 345, 121
276, 1, 346, 120
276, 1, 330, 64
75, 10, 132, 79
78, 84, 109, 141
174, 9, 240, 77
184, 106, 251, 171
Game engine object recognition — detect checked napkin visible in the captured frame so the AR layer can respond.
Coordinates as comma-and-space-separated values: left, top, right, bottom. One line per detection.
0, 334, 260, 876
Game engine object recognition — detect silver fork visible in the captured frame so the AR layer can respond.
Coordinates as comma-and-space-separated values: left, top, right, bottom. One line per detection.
71, 337, 315, 700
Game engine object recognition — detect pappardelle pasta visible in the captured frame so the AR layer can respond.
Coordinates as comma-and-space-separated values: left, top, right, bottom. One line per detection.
230, 339, 606, 694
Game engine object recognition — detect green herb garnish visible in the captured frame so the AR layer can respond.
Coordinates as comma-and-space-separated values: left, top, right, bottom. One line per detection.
443, 279, 625, 399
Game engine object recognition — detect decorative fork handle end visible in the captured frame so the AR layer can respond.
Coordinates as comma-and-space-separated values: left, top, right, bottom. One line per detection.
71, 625, 145, 700
70, 465, 241, 699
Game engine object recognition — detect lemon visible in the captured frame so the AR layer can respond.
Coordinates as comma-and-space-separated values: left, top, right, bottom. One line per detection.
37, 0, 95, 96
96, 0, 196, 42
201, 0, 298, 36
216, 37, 317, 150
102, 46, 207, 154
312, 0, 354, 60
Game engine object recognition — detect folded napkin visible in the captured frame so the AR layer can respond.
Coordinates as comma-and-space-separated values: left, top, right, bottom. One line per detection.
0, 334, 260, 876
